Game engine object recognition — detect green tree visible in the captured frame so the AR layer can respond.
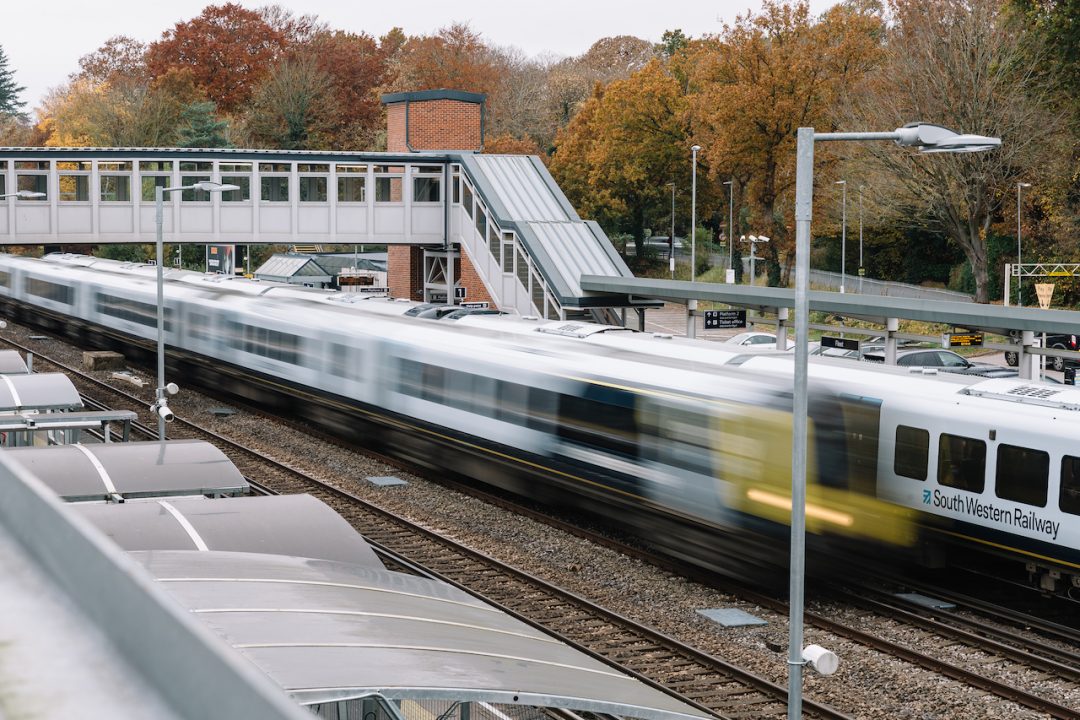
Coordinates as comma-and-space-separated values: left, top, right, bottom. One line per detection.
0, 45, 26, 118
176, 101, 231, 148
239, 56, 336, 149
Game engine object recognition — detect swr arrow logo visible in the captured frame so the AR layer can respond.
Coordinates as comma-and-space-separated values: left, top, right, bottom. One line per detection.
922, 490, 931, 504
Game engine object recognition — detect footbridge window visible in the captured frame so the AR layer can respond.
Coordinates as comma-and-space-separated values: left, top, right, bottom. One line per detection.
99, 162, 131, 202
57, 161, 91, 202
181, 162, 212, 201
140, 161, 172, 201
337, 164, 366, 202
260, 163, 290, 202
413, 165, 441, 203
15, 161, 48, 200
298, 164, 329, 203
374, 165, 404, 203
220, 163, 251, 202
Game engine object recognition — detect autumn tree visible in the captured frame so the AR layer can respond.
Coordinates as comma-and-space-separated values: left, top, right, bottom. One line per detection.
687, 0, 883, 285
238, 55, 337, 149
386, 23, 503, 97
74, 36, 148, 86
848, 0, 1055, 302
545, 36, 657, 131
144, 3, 289, 114
301, 30, 388, 149
550, 61, 692, 245
0, 44, 26, 119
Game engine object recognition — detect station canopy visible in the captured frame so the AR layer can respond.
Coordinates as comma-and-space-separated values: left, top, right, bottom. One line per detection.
0, 372, 82, 412
134, 550, 710, 720
0, 350, 29, 374
4, 440, 248, 502
76, 494, 382, 568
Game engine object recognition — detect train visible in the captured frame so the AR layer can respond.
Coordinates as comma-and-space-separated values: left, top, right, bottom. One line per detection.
0, 252, 1077, 596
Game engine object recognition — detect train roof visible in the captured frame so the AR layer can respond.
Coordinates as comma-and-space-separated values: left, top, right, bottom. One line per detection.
4, 440, 249, 502
75, 494, 383, 568
135, 549, 711, 720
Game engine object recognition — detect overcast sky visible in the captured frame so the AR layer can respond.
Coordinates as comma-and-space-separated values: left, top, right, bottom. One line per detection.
3, 0, 839, 113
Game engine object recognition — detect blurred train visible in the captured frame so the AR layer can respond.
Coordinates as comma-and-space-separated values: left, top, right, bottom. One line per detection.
0, 253, 1077, 596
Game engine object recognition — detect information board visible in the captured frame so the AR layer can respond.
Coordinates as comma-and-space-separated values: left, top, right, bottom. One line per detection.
944, 332, 984, 348
821, 336, 860, 352
704, 309, 747, 330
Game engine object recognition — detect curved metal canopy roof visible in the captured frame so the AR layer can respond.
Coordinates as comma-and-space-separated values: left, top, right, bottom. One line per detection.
0, 372, 82, 412
0, 350, 29, 374
134, 550, 709, 720
76, 495, 382, 568
5, 440, 249, 502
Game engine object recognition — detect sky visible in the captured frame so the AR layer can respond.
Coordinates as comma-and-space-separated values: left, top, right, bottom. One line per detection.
2, 0, 840, 114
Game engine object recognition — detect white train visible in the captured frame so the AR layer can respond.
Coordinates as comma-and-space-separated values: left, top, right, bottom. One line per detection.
1, 253, 1077, 595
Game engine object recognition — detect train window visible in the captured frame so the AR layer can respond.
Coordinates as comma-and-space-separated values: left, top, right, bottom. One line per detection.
937, 433, 986, 493
327, 343, 359, 380
494, 380, 529, 424
396, 359, 444, 402
556, 388, 638, 458
894, 425, 929, 480
27, 278, 73, 305
995, 445, 1048, 507
0, 271, 10, 288
1060, 456, 1080, 515
639, 404, 711, 476
226, 322, 300, 364
95, 293, 171, 329
188, 312, 211, 342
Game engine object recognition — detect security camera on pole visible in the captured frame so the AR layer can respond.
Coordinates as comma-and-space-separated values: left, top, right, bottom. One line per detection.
740, 234, 769, 286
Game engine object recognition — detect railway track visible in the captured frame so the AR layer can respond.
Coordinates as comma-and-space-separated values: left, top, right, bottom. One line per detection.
13, 335, 1080, 719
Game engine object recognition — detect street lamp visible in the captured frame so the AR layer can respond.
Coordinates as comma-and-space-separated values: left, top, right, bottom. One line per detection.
154, 180, 239, 438
691, 145, 701, 282
1, 190, 46, 200
787, 122, 999, 720
723, 178, 734, 282
667, 181, 676, 279
1017, 182, 1031, 306
835, 180, 846, 293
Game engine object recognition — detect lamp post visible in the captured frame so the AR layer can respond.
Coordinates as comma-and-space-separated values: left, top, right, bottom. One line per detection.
1016, 182, 1031, 306
667, 181, 676, 279
788, 123, 999, 720
723, 179, 734, 282
154, 180, 238, 439
691, 145, 700, 282
858, 185, 865, 294
835, 180, 847, 293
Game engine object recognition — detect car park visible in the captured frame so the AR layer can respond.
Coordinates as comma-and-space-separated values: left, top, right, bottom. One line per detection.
1004, 333, 1079, 371
861, 347, 1010, 376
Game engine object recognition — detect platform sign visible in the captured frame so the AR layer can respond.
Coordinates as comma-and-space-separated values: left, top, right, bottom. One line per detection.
430, 293, 447, 303
206, 244, 235, 275
704, 309, 747, 330
943, 332, 984, 348
455, 286, 467, 299
821, 336, 860, 352
460, 301, 489, 309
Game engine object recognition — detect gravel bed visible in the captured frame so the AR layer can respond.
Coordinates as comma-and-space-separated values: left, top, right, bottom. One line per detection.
5, 323, 1071, 720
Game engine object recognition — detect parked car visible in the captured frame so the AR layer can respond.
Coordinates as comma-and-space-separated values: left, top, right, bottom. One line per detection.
1004, 333, 1079, 371
723, 331, 795, 350
862, 347, 1009, 376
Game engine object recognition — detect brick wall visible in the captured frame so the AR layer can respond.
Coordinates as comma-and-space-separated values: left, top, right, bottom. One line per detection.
384, 99, 482, 153
387, 245, 424, 301
458, 248, 495, 306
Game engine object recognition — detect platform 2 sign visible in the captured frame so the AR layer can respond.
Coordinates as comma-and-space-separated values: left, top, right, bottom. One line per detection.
704, 310, 747, 330
821, 336, 860, 352
943, 332, 984, 348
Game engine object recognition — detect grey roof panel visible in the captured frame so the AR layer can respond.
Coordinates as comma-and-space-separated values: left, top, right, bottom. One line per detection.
0, 372, 82, 411
136, 550, 709, 720
76, 495, 382, 568
255, 255, 331, 280
0, 350, 28, 373
4, 440, 248, 501
469, 155, 569, 221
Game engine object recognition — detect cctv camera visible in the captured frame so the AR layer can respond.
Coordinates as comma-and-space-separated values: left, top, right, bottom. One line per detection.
156, 404, 175, 423
165, 382, 179, 396
802, 644, 839, 676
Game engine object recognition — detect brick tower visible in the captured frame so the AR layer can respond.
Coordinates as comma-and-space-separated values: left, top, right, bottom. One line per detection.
381, 90, 493, 306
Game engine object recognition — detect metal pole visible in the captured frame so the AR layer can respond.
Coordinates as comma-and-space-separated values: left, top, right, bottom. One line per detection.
750, 240, 756, 287
858, 185, 864, 294
789, 127, 814, 720
670, 182, 676, 279
1017, 183, 1029, 307
727, 179, 734, 278
155, 185, 167, 440
691, 146, 699, 282
836, 180, 846, 293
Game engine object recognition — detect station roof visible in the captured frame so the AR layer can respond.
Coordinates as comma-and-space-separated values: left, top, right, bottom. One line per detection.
0, 349, 29, 373
580, 275, 1080, 336
460, 154, 635, 308
136, 550, 710, 720
255, 254, 333, 283
4, 440, 249, 502
0, 372, 82, 412
76, 495, 382, 568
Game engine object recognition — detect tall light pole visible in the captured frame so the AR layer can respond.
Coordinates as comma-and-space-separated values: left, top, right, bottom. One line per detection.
858, 184, 865, 294
667, 181, 676, 279
835, 180, 847, 293
1017, 182, 1031, 306
154, 180, 238, 438
723, 179, 734, 282
691, 145, 700, 282
789, 123, 999, 720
